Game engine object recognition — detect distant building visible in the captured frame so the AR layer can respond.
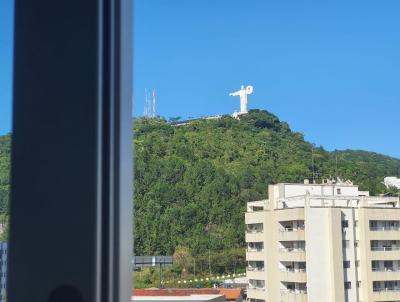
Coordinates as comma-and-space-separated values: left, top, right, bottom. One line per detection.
0, 242, 6, 302
384, 176, 400, 190
245, 180, 400, 302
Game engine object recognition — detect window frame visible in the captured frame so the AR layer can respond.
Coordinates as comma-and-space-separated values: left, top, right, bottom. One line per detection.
8, 1, 133, 301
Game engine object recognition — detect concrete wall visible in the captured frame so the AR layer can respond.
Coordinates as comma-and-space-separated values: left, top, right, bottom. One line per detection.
305, 206, 345, 302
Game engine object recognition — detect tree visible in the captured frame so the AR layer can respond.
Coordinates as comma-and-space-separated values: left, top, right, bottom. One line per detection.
173, 246, 193, 273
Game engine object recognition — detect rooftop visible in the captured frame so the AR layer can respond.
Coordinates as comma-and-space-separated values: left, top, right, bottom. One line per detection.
132, 289, 242, 301
247, 181, 400, 211
131, 295, 224, 302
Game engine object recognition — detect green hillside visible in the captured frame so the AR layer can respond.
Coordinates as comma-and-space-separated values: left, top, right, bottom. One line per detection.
133, 110, 400, 258
0, 110, 399, 266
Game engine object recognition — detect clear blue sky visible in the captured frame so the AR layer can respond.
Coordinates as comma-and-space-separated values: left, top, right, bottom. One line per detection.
1, 1, 400, 159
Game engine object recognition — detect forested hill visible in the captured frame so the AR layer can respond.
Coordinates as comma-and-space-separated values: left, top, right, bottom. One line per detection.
133, 110, 399, 256
0, 110, 399, 256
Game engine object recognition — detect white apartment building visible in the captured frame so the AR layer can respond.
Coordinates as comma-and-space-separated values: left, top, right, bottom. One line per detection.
245, 181, 400, 302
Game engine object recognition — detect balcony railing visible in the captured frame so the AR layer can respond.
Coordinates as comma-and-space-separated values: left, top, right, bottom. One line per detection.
281, 289, 307, 294
281, 268, 306, 273
279, 247, 306, 253
373, 288, 400, 293
247, 248, 264, 252
372, 267, 399, 272
248, 285, 266, 291
247, 267, 265, 272
370, 226, 400, 231
279, 226, 305, 232
247, 229, 264, 234
371, 246, 400, 251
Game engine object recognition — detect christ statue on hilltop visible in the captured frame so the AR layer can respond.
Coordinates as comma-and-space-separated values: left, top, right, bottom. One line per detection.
229, 85, 253, 117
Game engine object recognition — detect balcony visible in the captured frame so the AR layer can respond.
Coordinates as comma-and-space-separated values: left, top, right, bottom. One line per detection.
370, 226, 400, 231
247, 200, 267, 213
370, 245, 400, 260
246, 231, 264, 243
246, 222, 264, 242
246, 251, 265, 261
372, 288, 400, 301
371, 270, 400, 281
370, 252, 400, 261
248, 279, 266, 299
276, 208, 305, 222
370, 232, 400, 241
280, 290, 308, 302
248, 285, 266, 291
278, 248, 306, 262
371, 246, 400, 252
245, 211, 264, 224
279, 269, 307, 283
369, 228, 400, 240
247, 267, 266, 279
247, 288, 267, 300
278, 228, 305, 241
371, 265, 400, 281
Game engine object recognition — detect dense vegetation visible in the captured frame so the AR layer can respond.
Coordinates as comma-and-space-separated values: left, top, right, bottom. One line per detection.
0, 110, 399, 273
133, 110, 400, 258
0, 135, 10, 240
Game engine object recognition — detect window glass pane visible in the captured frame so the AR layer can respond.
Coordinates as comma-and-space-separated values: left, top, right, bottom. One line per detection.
0, 0, 13, 300
132, 1, 400, 299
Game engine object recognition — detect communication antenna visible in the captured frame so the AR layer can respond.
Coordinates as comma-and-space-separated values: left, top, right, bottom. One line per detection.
152, 89, 156, 118
144, 88, 156, 118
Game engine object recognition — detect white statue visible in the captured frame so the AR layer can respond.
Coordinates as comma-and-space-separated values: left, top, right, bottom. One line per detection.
229, 85, 253, 117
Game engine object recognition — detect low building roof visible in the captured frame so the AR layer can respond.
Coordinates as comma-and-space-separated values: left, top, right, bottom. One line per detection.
133, 288, 242, 301
131, 294, 224, 302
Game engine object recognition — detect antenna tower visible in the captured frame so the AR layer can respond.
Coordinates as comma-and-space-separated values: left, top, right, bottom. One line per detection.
152, 89, 156, 118
143, 88, 156, 118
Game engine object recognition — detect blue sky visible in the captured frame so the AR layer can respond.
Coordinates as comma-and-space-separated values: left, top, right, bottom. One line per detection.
0, 0, 13, 138
1, 1, 400, 159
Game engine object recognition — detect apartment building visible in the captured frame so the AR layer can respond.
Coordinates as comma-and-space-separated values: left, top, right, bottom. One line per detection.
245, 181, 400, 302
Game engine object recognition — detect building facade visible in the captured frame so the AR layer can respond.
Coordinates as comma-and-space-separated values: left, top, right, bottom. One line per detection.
245, 181, 400, 302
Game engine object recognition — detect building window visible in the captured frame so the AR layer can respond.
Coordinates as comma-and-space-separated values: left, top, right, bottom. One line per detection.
343, 261, 351, 268
357, 281, 361, 288
342, 220, 349, 228
337, 188, 342, 195
354, 240, 359, 247
355, 260, 360, 267
344, 282, 351, 290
